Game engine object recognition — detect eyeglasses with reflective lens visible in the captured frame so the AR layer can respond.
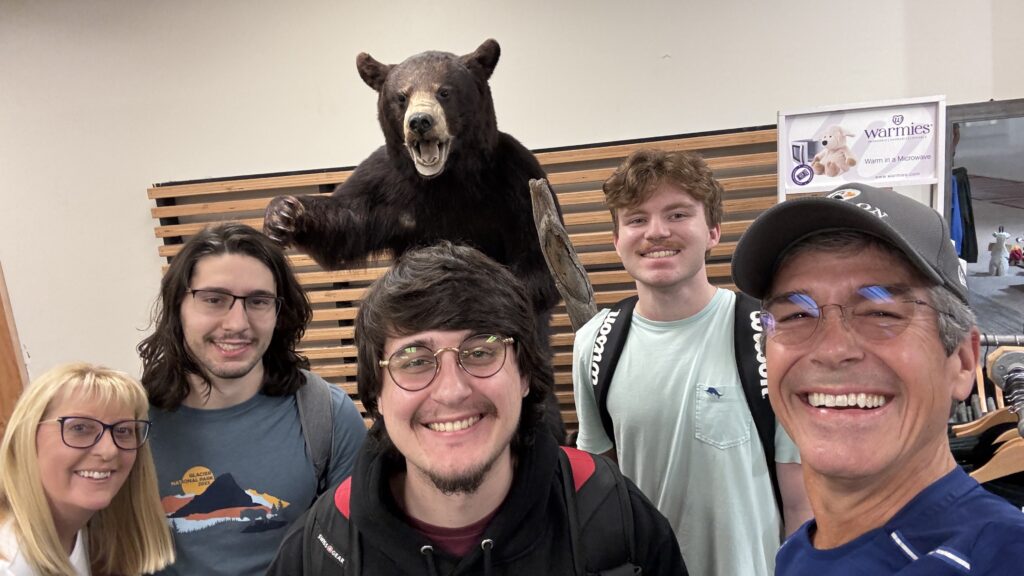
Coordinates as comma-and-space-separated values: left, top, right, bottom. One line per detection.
379, 334, 515, 392
761, 285, 951, 346
187, 289, 282, 317
40, 416, 152, 450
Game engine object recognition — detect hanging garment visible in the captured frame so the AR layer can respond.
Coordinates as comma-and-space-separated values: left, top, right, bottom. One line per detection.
953, 167, 979, 262
950, 172, 964, 254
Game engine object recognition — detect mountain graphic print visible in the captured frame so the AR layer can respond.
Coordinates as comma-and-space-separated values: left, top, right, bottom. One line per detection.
162, 466, 290, 534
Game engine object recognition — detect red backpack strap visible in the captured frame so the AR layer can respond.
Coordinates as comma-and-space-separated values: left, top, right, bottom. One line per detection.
560, 446, 596, 491
333, 476, 353, 519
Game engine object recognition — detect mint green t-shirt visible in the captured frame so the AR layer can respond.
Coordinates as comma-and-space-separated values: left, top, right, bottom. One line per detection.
573, 288, 799, 576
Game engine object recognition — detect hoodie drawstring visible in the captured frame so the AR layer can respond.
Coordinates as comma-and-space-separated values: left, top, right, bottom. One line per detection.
420, 545, 440, 576
481, 539, 494, 576
419, 539, 495, 575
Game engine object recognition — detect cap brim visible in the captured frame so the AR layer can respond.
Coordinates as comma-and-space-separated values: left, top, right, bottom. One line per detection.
732, 197, 946, 299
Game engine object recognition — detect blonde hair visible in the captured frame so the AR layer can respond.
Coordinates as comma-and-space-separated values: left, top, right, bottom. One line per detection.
0, 362, 175, 575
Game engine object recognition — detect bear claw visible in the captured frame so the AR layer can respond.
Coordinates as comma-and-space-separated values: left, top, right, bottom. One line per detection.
264, 195, 304, 246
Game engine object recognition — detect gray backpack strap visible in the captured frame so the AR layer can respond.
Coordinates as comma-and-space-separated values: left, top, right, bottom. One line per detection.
296, 370, 334, 496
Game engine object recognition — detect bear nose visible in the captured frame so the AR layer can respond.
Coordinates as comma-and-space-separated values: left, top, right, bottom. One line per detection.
821, 140, 828, 146
409, 113, 434, 136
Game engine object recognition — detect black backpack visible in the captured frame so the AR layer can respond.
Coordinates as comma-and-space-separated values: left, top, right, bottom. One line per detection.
297, 447, 642, 575
588, 292, 782, 514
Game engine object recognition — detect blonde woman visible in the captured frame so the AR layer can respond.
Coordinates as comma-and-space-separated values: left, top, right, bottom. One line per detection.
0, 363, 174, 575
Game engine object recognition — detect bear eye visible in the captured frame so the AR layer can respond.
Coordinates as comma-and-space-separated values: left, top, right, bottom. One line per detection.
437, 88, 450, 100
396, 93, 407, 105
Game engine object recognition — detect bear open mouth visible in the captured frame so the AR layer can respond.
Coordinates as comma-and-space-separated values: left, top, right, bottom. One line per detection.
407, 139, 450, 178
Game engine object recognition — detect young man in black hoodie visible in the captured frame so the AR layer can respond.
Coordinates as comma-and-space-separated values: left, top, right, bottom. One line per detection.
268, 241, 685, 575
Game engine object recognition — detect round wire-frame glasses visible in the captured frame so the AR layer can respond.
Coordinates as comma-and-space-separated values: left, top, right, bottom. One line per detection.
379, 334, 515, 391
761, 287, 951, 346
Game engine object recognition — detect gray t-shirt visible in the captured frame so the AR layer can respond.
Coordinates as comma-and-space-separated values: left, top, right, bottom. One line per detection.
149, 370, 366, 576
573, 288, 800, 576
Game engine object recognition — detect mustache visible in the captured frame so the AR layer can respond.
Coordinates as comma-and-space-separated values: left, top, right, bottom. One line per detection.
205, 331, 254, 340
415, 400, 498, 423
640, 242, 683, 252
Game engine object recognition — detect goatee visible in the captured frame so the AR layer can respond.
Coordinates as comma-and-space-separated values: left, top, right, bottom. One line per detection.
426, 458, 497, 495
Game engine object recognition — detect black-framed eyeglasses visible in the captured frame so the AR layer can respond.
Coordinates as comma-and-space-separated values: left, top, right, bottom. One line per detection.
379, 334, 515, 392
186, 289, 282, 317
761, 285, 951, 346
40, 416, 152, 450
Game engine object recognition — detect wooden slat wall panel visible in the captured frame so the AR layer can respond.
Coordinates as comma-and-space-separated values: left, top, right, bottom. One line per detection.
149, 128, 778, 430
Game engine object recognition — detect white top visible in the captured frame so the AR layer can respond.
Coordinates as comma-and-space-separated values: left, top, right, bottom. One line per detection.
0, 519, 90, 575
573, 288, 800, 576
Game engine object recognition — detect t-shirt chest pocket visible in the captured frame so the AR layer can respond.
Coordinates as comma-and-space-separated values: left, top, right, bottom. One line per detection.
694, 383, 751, 449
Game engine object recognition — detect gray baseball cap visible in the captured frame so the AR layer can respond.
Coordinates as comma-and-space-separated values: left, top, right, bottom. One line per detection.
733, 182, 968, 302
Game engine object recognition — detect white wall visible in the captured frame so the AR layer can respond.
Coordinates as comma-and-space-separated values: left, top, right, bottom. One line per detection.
1, 0, 1021, 379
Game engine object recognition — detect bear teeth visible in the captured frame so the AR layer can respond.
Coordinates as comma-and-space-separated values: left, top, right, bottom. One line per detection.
407, 140, 450, 177
414, 141, 443, 166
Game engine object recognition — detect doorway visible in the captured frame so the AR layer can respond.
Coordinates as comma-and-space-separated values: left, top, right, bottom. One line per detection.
946, 100, 1024, 336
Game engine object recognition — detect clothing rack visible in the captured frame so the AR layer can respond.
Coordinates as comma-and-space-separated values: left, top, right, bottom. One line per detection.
980, 334, 1024, 347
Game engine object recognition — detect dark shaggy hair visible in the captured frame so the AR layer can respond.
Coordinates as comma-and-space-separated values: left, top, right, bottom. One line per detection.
138, 223, 312, 410
355, 241, 552, 453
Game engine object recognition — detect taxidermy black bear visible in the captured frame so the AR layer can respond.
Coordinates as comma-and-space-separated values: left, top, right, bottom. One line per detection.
264, 39, 565, 441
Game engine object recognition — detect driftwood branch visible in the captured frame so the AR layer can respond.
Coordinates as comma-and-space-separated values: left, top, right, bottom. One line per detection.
530, 178, 598, 331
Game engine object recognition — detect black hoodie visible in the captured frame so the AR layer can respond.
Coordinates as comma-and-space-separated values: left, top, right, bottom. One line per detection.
267, 431, 685, 575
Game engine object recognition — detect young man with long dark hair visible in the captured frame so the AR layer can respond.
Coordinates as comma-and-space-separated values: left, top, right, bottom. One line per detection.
138, 223, 366, 576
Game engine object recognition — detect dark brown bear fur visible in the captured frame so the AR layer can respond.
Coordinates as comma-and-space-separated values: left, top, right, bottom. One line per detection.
264, 39, 565, 441
265, 39, 559, 321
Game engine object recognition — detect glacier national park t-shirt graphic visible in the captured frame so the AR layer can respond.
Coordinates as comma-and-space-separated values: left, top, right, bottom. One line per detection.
162, 466, 290, 534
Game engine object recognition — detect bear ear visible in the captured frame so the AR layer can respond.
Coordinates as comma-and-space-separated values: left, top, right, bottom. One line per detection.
357, 52, 392, 92
461, 39, 500, 81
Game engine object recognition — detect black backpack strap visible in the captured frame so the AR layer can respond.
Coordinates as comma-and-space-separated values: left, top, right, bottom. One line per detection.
559, 447, 641, 576
303, 477, 359, 575
732, 292, 783, 515
296, 371, 335, 496
591, 296, 638, 446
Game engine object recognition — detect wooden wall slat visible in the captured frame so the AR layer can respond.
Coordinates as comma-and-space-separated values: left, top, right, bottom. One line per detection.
297, 267, 386, 285
148, 171, 353, 200
533, 129, 776, 166
151, 193, 330, 220
546, 151, 777, 188
311, 309, 359, 323
156, 218, 265, 239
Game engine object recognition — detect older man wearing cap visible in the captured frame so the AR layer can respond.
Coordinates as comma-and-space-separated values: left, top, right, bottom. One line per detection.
733, 183, 1024, 575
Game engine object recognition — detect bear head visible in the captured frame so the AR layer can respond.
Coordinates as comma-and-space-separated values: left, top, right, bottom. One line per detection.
357, 39, 501, 179
820, 125, 855, 150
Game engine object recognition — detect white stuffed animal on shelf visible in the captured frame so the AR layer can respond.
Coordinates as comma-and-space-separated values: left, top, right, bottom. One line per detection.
989, 226, 1011, 276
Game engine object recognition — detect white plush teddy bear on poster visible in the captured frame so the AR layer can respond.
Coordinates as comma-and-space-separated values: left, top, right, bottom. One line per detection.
812, 125, 858, 177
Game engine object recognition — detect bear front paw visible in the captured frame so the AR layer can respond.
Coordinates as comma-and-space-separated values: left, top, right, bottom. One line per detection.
264, 195, 305, 246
